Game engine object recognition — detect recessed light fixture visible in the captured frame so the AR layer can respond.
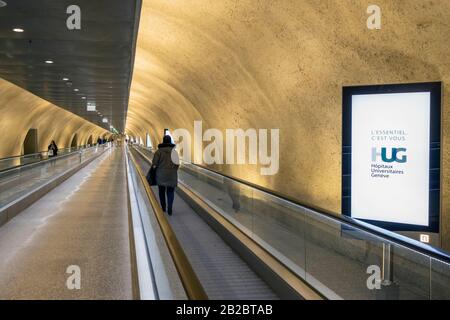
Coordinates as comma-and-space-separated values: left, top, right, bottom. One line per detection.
81, 96, 86, 99
45, 60, 54, 64
62, 77, 69, 81
13, 28, 24, 33
102, 118, 108, 123
87, 102, 96, 111
74, 88, 79, 92
0, 1, 7, 8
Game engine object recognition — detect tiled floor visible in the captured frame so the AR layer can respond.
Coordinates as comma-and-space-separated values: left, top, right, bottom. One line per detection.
0, 147, 133, 299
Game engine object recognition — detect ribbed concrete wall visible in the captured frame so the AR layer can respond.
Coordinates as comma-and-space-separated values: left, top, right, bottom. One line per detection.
0, 78, 108, 158
126, 0, 450, 249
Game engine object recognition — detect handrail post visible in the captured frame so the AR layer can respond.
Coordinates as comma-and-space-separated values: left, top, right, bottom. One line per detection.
381, 243, 394, 286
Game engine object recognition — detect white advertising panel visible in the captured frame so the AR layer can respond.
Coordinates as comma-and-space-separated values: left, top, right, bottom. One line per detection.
351, 92, 431, 226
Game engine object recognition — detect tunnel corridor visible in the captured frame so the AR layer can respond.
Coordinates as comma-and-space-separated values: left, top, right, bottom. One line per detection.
0, 0, 449, 305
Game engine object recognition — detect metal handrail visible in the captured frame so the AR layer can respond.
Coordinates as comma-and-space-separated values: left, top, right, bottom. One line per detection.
0, 145, 104, 175
127, 147, 208, 300
0, 152, 43, 160
0, 145, 89, 161
134, 145, 450, 263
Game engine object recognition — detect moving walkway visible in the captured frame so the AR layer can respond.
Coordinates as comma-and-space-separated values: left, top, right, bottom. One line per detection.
0, 144, 111, 227
0, 146, 132, 299
128, 147, 280, 300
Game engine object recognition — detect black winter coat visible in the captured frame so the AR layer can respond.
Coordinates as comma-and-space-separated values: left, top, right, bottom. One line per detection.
152, 143, 179, 187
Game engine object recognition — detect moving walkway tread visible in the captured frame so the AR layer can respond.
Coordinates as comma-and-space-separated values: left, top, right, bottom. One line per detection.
130, 148, 279, 300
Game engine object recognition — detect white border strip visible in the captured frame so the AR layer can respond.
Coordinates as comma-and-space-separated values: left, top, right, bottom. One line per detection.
125, 151, 156, 300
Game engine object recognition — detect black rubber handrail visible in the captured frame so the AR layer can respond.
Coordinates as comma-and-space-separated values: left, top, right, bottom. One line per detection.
135, 145, 450, 263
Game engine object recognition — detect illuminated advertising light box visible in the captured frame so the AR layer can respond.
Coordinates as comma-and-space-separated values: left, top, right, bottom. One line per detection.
342, 82, 441, 232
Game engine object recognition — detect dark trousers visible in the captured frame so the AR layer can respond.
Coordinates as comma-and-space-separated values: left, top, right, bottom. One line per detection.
158, 186, 175, 214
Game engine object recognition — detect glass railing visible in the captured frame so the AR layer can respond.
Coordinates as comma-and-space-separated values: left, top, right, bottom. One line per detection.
0, 144, 97, 172
0, 144, 109, 210
134, 145, 450, 300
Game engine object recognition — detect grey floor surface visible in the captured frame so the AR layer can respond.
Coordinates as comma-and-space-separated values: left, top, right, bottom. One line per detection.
0, 147, 133, 299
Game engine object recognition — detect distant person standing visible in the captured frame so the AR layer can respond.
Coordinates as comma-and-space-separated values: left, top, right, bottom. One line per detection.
48, 140, 58, 157
151, 135, 179, 216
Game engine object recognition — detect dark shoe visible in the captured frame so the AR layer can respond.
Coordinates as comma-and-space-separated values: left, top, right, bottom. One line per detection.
161, 207, 166, 212
168, 209, 173, 216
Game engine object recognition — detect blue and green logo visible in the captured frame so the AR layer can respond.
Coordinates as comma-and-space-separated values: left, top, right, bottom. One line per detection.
372, 147, 407, 163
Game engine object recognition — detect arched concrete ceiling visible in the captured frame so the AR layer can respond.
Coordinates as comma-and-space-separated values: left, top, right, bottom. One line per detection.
0, 77, 108, 158
126, 0, 450, 247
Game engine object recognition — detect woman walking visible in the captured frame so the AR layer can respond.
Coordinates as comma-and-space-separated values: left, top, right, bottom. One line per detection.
151, 135, 179, 215
48, 140, 58, 157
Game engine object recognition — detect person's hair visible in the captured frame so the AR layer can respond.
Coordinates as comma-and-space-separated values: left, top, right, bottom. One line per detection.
163, 135, 172, 144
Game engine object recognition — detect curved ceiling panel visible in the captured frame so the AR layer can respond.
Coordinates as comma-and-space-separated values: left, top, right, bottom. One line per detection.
0, 77, 108, 158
